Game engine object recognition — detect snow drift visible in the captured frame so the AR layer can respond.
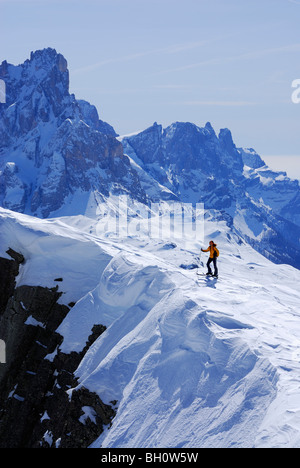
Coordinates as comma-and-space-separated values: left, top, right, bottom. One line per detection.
1, 207, 300, 447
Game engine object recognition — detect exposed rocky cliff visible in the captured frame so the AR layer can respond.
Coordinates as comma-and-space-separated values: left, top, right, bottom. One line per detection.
0, 48, 147, 217
0, 249, 115, 448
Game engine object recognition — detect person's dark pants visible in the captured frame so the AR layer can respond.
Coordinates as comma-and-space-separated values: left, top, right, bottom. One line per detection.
207, 257, 218, 276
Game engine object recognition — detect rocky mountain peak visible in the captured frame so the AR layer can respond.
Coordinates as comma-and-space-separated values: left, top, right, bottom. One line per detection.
218, 127, 235, 150
0, 48, 70, 108
238, 147, 266, 169
0, 49, 143, 217
28, 48, 68, 73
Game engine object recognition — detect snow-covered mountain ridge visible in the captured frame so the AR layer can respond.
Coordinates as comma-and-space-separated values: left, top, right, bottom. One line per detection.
120, 123, 300, 269
0, 207, 300, 447
0, 48, 299, 268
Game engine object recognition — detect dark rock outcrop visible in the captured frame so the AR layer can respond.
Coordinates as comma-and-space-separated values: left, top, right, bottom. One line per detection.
0, 248, 24, 315
0, 250, 114, 448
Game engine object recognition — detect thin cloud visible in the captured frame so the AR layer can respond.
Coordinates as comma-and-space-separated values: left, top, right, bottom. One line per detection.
73, 41, 208, 75
156, 43, 300, 75
0, 0, 66, 2
182, 100, 257, 107
152, 84, 191, 90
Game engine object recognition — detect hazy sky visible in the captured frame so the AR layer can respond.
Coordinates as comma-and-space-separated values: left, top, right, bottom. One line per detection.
1, 0, 300, 178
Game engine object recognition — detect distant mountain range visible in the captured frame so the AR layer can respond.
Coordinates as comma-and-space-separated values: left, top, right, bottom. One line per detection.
0, 48, 299, 268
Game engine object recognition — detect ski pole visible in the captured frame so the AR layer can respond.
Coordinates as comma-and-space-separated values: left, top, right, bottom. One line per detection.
197, 251, 202, 273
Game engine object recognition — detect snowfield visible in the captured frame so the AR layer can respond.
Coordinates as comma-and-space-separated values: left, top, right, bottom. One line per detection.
1, 206, 300, 448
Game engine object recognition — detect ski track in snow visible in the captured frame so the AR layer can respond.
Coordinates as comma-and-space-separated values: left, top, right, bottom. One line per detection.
1, 207, 300, 448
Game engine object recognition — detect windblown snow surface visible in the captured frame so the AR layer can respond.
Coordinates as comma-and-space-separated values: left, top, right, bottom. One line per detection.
1, 206, 300, 448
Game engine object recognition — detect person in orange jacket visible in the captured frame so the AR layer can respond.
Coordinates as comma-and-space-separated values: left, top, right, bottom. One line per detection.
201, 241, 219, 277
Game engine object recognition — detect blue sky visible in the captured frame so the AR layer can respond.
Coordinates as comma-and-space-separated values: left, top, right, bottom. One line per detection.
1, 0, 300, 178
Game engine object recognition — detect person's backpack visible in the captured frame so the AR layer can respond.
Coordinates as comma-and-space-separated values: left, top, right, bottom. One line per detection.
214, 246, 219, 258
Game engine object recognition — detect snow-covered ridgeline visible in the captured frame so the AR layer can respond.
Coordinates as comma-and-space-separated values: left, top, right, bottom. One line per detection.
1, 207, 300, 447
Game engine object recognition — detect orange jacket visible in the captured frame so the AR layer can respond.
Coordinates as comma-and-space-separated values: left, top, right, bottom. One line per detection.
202, 245, 219, 259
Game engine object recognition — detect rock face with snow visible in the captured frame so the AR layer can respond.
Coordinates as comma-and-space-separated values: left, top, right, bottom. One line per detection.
0, 245, 115, 448
121, 121, 244, 207
122, 123, 300, 268
0, 48, 147, 217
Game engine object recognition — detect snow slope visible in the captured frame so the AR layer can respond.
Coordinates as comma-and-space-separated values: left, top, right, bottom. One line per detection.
1, 207, 300, 448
